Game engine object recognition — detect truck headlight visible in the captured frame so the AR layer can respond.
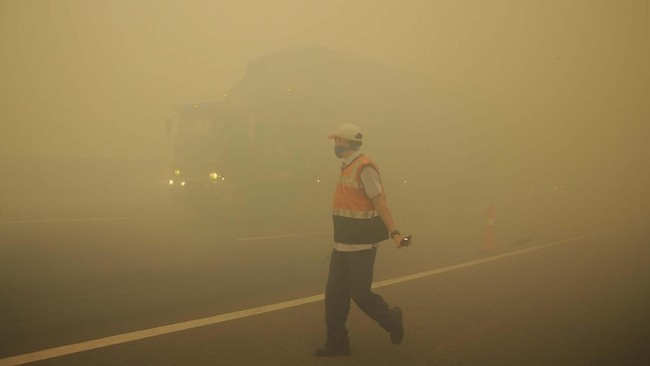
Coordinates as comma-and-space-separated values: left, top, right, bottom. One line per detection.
209, 172, 225, 182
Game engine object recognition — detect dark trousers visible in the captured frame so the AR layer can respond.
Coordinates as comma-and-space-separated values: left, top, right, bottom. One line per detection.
325, 247, 395, 343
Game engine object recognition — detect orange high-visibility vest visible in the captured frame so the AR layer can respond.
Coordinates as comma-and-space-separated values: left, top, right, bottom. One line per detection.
332, 155, 389, 244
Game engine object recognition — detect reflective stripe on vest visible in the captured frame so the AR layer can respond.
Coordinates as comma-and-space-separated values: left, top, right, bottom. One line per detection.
332, 208, 379, 219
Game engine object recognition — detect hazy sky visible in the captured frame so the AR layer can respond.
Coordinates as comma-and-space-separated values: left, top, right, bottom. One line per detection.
1, 0, 648, 162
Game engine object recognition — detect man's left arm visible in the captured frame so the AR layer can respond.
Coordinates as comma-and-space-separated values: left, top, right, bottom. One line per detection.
371, 194, 404, 248
361, 166, 404, 248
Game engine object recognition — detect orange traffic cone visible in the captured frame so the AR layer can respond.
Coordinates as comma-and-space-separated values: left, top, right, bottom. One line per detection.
482, 203, 498, 254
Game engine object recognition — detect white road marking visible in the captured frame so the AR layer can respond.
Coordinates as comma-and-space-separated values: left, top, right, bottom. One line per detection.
0, 215, 176, 226
372, 235, 587, 288
236, 231, 331, 242
0, 235, 587, 366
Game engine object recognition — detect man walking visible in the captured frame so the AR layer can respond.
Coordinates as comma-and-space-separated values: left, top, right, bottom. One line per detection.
314, 123, 407, 357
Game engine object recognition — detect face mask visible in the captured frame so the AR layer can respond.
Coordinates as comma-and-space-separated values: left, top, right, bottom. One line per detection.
334, 145, 354, 158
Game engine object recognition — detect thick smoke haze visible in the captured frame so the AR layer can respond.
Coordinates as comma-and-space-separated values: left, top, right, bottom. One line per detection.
2, 0, 647, 157
1, 0, 649, 232
1, 3, 649, 363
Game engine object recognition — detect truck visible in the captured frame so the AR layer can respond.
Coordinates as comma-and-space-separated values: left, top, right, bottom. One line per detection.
165, 46, 433, 216
165, 100, 331, 215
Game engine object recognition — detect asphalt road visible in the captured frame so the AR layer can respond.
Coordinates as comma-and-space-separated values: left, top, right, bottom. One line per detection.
1, 210, 648, 365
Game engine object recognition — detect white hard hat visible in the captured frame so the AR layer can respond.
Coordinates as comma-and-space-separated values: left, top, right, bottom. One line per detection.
328, 123, 363, 142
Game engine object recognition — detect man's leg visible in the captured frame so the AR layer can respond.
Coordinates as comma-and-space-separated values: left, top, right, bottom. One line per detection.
316, 249, 352, 356
349, 248, 404, 343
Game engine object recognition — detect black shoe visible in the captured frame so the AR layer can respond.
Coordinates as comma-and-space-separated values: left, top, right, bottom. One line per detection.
390, 307, 404, 345
313, 343, 351, 357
